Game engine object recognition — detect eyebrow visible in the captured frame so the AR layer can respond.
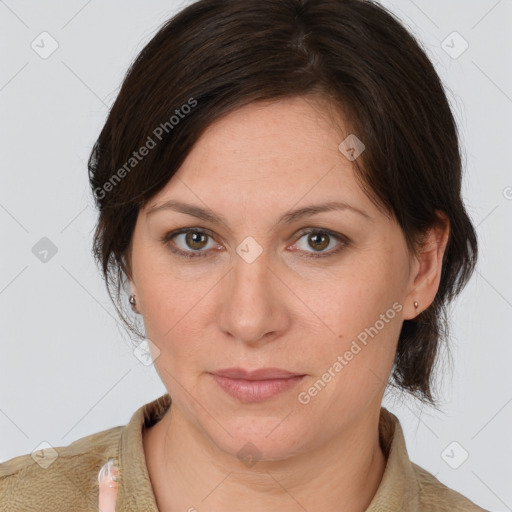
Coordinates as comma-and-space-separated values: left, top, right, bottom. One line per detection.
146, 199, 372, 227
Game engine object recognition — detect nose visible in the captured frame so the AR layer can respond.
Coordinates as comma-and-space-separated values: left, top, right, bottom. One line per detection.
216, 245, 291, 345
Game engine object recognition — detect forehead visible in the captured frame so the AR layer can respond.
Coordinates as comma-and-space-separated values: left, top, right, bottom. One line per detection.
182, 96, 348, 175
145, 96, 377, 223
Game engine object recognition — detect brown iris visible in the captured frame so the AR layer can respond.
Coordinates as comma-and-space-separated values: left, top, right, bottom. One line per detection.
185, 231, 208, 250
307, 232, 329, 252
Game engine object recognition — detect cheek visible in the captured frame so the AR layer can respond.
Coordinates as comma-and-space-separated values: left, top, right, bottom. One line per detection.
293, 252, 404, 342
291, 254, 405, 397
133, 235, 215, 321
295, 298, 402, 422
134, 266, 212, 375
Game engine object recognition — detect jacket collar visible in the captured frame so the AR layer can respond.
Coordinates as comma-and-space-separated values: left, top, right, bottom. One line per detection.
116, 393, 171, 510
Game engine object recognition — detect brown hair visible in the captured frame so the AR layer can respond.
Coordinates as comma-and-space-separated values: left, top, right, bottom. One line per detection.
88, 0, 478, 407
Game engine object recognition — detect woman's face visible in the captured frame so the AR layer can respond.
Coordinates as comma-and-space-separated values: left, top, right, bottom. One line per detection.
128, 96, 422, 460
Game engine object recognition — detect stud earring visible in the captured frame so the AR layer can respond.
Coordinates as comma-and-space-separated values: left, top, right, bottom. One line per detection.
413, 301, 418, 309
129, 294, 138, 313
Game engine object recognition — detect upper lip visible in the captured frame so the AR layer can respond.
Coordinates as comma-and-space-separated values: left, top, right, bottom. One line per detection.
210, 367, 305, 380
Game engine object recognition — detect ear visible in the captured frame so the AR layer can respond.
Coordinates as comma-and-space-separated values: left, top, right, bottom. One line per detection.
403, 211, 450, 320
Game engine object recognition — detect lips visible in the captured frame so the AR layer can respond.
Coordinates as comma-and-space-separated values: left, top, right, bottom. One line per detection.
208, 367, 306, 403
210, 367, 304, 380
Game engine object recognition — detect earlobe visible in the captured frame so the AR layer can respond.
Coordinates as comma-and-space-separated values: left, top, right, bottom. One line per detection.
123, 271, 141, 315
129, 293, 139, 313
128, 281, 141, 315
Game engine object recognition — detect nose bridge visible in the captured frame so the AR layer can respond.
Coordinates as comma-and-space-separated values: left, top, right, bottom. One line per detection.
233, 241, 270, 296
217, 237, 289, 343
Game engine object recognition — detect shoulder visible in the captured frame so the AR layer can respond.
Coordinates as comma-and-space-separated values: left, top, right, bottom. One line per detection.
412, 462, 490, 511
0, 424, 123, 511
377, 407, 490, 512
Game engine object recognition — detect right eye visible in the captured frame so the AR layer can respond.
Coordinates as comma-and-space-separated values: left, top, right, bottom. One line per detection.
160, 228, 221, 258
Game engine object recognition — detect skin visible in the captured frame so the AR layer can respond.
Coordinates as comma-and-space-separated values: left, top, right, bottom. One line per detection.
124, 95, 449, 512
97, 460, 118, 512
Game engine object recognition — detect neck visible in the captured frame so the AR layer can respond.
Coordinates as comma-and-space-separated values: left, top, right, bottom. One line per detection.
143, 403, 387, 512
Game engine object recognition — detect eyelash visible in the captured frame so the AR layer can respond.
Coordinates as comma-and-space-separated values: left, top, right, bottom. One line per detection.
159, 228, 350, 260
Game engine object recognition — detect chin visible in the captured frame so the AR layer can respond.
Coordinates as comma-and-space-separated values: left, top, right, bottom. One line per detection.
204, 416, 308, 465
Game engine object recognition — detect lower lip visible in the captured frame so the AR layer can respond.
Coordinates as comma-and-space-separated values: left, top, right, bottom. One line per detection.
210, 374, 305, 403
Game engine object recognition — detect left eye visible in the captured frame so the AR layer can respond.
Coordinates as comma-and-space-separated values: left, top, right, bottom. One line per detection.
292, 230, 348, 258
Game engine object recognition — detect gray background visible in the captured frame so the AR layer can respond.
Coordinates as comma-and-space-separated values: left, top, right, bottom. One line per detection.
0, 1, 511, 510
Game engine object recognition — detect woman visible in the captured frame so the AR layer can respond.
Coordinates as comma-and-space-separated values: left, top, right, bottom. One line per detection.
0, 0, 490, 510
